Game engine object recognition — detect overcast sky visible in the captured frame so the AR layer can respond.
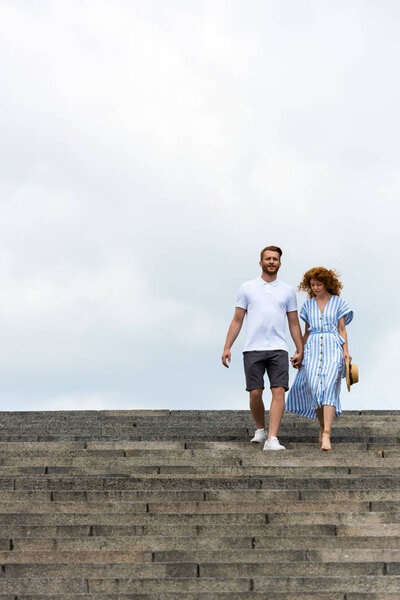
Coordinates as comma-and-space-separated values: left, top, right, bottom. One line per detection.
0, 0, 399, 412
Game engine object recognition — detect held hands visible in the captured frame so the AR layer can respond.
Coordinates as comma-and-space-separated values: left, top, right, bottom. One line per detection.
221, 349, 231, 368
290, 351, 303, 369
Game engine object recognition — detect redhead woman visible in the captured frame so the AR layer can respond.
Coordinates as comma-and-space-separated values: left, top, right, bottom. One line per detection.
285, 268, 353, 451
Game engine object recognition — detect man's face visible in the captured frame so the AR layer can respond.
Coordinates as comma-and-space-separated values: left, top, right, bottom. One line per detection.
260, 251, 281, 275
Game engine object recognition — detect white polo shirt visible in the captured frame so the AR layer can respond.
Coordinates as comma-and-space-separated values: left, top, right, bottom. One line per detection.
236, 277, 297, 352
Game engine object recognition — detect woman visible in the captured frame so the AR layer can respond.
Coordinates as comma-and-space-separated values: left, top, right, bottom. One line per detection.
286, 267, 353, 451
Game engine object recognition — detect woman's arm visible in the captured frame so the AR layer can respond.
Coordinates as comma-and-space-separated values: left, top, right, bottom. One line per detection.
303, 322, 310, 345
338, 316, 352, 362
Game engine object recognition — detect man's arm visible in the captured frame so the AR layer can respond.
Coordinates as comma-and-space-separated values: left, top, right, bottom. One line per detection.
287, 310, 304, 369
221, 307, 246, 368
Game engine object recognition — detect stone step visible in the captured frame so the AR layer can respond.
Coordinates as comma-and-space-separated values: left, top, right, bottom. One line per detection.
12, 474, 400, 491
57, 576, 400, 594
0, 439, 395, 450
7, 594, 398, 600
0, 410, 394, 426
2, 594, 349, 600
2, 424, 398, 436
205, 489, 400, 502
0, 433, 397, 443
152, 548, 400, 564
199, 562, 391, 576
0, 487, 391, 504
0, 499, 398, 514
0, 408, 395, 418
4, 576, 400, 595
3, 464, 400, 479
2, 561, 398, 579
0, 550, 152, 563
0, 510, 399, 527
250, 576, 400, 593
3, 453, 395, 467
0, 522, 341, 537
146, 501, 399, 514
0, 446, 390, 458
12, 535, 256, 551
12, 534, 400, 552
7, 594, 400, 600
267, 512, 400, 525
3, 562, 199, 578
2, 451, 398, 465
186, 441, 391, 450
0, 409, 398, 598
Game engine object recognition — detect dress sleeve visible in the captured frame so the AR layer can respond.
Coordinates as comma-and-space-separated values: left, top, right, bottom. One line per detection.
337, 297, 353, 325
299, 301, 309, 324
286, 287, 297, 313
236, 284, 248, 310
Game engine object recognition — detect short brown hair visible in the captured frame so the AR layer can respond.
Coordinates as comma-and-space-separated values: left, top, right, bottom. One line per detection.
299, 267, 343, 298
260, 245, 282, 261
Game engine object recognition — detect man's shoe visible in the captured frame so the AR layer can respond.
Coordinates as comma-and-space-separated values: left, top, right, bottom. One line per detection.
250, 429, 268, 443
263, 437, 286, 451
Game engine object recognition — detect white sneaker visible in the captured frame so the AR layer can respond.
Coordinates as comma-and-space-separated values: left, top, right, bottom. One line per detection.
250, 429, 268, 443
263, 437, 286, 451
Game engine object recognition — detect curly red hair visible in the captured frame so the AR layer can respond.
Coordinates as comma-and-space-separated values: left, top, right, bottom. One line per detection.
299, 267, 343, 298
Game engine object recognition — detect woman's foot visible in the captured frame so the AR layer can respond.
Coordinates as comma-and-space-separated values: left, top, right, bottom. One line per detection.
318, 426, 324, 443
321, 430, 332, 451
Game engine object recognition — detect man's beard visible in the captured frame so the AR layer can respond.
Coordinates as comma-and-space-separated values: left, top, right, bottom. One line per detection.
262, 264, 279, 274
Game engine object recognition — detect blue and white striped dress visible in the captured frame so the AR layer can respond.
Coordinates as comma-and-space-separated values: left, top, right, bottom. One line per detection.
285, 295, 353, 419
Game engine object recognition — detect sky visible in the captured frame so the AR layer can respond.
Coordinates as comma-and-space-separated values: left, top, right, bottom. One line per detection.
0, 0, 399, 411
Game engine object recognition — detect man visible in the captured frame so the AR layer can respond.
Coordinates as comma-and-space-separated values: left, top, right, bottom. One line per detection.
221, 246, 303, 450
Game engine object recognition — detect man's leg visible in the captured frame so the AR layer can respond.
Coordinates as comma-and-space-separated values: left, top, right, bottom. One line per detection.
244, 352, 266, 431
264, 351, 289, 439
249, 388, 265, 430
267, 386, 285, 439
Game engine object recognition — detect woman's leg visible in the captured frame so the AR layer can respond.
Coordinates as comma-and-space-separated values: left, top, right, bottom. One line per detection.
321, 405, 335, 450
315, 407, 324, 442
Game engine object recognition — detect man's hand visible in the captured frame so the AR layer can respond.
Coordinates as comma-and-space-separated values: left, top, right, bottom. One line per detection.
290, 351, 303, 369
222, 349, 231, 368
287, 311, 304, 370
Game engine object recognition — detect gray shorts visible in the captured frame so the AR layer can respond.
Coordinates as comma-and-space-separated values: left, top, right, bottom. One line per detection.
243, 350, 289, 392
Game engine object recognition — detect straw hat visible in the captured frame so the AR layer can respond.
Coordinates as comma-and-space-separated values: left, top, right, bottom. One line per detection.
345, 361, 359, 392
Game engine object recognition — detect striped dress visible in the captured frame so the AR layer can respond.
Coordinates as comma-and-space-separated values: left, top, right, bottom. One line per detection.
285, 295, 353, 419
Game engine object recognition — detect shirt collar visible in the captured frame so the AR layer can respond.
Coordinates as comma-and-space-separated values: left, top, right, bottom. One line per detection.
260, 276, 279, 287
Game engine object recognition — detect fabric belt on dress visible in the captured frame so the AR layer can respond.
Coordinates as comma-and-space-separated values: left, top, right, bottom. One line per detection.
308, 329, 345, 347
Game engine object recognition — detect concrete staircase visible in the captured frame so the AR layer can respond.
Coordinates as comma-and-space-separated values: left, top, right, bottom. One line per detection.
0, 409, 399, 599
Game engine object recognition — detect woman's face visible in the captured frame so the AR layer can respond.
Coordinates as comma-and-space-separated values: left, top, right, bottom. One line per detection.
310, 278, 326, 296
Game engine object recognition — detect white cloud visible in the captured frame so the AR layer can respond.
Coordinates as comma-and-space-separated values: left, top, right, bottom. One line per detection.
0, 0, 398, 409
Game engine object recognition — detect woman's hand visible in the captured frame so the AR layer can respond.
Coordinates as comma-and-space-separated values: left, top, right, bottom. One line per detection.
343, 350, 352, 363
